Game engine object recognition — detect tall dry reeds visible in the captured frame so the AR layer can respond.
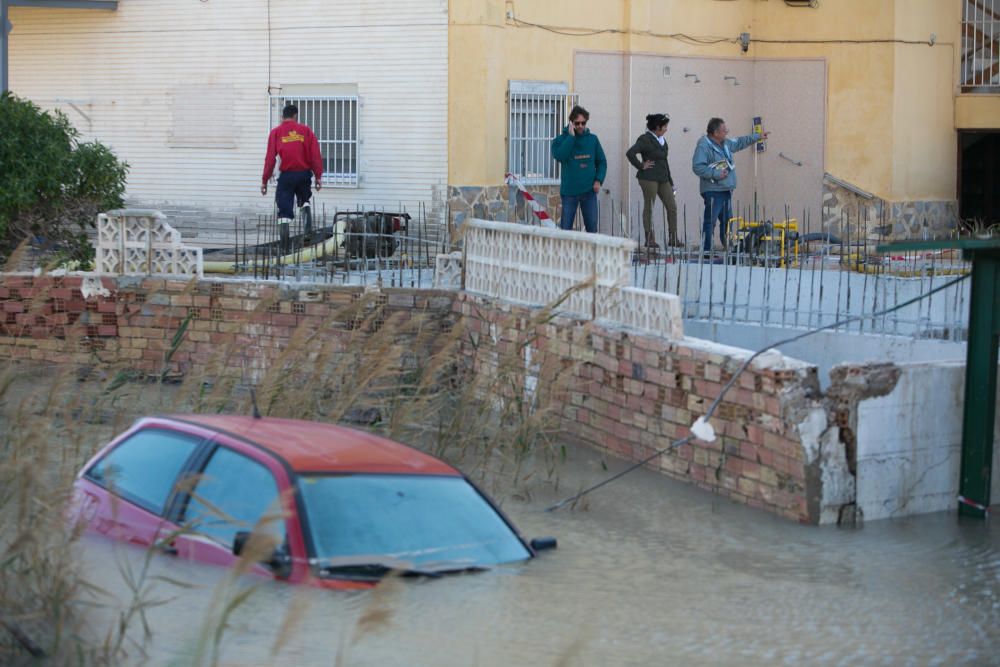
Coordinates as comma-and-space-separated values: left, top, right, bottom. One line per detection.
0, 277, 583, 664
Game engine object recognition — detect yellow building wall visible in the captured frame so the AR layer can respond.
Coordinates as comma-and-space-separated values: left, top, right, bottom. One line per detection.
956, 95, 1000, 128
449, 0, 965, 205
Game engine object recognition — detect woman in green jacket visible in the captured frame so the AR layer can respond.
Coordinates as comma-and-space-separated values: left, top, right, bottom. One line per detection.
625, 113, 681, 248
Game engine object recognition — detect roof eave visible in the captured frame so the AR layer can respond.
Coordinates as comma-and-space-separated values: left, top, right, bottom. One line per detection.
8, 1, 117, 9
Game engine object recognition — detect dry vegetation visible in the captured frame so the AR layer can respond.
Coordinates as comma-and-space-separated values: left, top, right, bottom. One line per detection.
0, 284, 581, 665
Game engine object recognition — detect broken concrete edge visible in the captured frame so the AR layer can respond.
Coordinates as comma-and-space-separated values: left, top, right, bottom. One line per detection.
789, 362, 905, 526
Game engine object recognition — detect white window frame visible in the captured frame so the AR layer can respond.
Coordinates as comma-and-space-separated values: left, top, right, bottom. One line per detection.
507, 81, 578, 186
269, 94, 360, 188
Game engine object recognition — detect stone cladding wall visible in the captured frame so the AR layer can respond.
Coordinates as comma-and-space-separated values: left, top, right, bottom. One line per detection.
822, 179, 958, 241
448, 185, 562, 229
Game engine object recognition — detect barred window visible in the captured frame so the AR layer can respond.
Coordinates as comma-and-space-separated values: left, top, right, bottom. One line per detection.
507, 81, 578, 185
270, 95, 359, 187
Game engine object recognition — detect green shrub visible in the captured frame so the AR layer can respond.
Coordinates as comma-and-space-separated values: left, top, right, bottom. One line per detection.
0, 92, 128, 267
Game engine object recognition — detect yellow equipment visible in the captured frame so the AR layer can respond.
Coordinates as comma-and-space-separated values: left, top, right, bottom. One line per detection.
727, 216, 799, 268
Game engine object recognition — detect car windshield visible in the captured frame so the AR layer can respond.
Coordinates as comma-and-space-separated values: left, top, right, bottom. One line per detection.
297, 474, 531, 569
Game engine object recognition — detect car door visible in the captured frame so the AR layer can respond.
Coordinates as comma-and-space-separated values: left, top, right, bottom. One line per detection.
171, 441, 292, 577
74, 426, 206, 551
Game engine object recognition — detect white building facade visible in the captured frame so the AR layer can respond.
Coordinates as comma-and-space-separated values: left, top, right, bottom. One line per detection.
6, 0, 448, 241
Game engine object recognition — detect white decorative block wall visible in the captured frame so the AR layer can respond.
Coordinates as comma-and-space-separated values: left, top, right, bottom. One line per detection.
596, 286, 683, 339
434, 251, 463, 289
95, 209, 203, 278
464, 219, 682, 339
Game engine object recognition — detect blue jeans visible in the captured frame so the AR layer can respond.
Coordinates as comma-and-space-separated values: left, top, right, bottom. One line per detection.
560, 190, 599, 233
701, 191, 732, 251
275, 170, 314, 219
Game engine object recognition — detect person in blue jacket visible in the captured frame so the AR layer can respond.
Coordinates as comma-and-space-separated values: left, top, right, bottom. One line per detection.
551, 105, 607, 233
691, 117, 768, 251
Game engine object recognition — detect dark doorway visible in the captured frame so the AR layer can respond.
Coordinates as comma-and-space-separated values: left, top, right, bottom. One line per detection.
960, 131, 1000, 230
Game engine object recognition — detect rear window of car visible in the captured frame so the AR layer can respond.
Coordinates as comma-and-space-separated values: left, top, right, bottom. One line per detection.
86, 428, 202, 515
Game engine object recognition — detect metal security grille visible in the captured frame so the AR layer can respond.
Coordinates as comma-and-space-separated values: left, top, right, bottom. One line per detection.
270, 95, 360, 187
962, 0, 1000, 90
508, 90, 578, 185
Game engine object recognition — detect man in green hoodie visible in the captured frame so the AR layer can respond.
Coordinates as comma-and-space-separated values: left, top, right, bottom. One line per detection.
551, 105, 607, 233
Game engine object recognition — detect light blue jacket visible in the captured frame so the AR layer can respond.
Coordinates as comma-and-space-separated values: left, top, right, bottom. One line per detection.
691, 133, 761, 193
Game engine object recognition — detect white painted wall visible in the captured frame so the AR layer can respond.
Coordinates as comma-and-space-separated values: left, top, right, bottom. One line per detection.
8, 0, 447, 232
854, 362, 1000, 521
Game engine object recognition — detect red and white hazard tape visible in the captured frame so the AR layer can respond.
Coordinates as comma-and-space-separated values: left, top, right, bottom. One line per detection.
958, 495, 992, 515
505, 173, 556, 229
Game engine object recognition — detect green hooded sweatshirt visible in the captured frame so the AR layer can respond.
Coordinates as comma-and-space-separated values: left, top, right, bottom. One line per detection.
551, 127, 608, 197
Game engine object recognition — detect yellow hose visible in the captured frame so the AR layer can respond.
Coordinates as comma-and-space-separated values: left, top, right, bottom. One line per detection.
203, 219, 347, 274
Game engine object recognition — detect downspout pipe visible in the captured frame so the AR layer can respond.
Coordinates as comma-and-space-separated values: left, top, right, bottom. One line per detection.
2, 0, 9, 93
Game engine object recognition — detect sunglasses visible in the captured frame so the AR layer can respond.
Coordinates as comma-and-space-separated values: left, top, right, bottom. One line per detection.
573, 120, 588, 126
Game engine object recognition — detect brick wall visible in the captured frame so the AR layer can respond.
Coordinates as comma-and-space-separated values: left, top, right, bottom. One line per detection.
454, 291, 834, 524
0, 272, 845, 523
0, 274, 455, 379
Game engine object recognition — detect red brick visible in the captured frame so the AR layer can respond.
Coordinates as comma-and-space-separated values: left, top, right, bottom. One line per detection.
725, 457, 743, 475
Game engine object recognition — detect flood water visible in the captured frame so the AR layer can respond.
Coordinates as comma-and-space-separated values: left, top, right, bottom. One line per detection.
77, 444, 1000, 666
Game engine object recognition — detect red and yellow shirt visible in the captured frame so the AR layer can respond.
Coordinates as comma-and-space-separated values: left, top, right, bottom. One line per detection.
262, 120, 324, 184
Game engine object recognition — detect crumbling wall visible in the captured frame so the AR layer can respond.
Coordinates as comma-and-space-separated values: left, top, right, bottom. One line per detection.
456, 291, 848, 523
832, 361, 1000, 521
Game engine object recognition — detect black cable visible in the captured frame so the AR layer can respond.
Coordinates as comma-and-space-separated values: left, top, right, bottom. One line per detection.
507, 16, 944, 47
545, 272, 970, 512
750, 38, 939, 45
509, 17, 735, 45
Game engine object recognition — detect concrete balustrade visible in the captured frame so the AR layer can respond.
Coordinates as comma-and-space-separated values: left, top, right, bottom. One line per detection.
462, 219, 682, 339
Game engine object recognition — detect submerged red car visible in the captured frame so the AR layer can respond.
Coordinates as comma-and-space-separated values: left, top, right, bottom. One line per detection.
71, 415, 555, 589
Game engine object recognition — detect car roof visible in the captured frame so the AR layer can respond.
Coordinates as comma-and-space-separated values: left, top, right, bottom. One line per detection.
148, 415, 460, 476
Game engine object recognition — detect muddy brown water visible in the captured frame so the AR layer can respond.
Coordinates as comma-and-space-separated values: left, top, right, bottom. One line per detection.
75, 444, 999, 666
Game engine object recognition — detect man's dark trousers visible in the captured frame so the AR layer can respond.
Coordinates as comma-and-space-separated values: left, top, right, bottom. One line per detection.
276, 170, 313, 219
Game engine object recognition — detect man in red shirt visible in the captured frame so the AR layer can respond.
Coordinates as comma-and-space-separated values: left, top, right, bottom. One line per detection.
261, 103, 324, 252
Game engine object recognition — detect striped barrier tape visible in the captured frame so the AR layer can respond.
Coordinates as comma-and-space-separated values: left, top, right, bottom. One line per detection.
505, 173, 557, 229
958, 495, 992, 515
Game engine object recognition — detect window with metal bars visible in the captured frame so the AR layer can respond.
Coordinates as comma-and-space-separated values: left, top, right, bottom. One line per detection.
507, 82, 578, 185
962, 0, 1000, 90
269, 95, 360, 187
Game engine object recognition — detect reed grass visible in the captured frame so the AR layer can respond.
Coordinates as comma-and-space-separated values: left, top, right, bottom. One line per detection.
0, 278, 581, 664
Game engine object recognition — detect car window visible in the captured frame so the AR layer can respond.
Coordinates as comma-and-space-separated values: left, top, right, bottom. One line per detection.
184, 446, 285, 548
86, 428, 202, 515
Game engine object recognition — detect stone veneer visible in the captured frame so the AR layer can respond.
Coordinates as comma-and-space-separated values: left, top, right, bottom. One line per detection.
822, 177, 958, 241
448, 184, 563, 229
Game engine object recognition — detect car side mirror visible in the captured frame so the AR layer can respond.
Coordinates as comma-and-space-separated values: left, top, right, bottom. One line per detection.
530, 536, 557, 552
233, 530, 251, 557
232, 531, 292, 578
